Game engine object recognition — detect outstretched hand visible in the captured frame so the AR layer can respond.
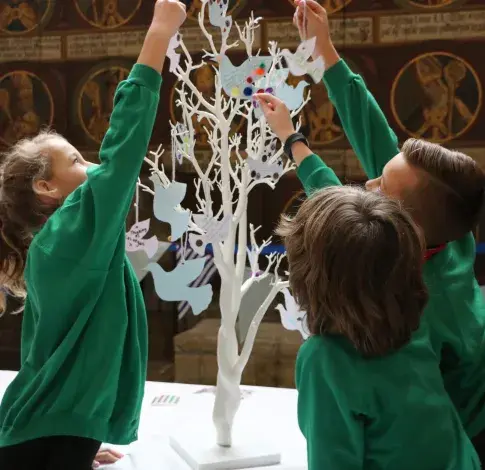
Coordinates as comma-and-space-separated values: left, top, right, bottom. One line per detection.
254, 94, 296, 142
293, 0, 339, 67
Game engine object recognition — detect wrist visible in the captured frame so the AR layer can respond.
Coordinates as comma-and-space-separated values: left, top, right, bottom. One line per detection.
147, 22, 174, 41
279, 128, 296, 143
315, 39, 340, 69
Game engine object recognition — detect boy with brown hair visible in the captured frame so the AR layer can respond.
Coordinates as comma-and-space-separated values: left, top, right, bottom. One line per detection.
257, 0, 485, 460
277, 185, 478, 469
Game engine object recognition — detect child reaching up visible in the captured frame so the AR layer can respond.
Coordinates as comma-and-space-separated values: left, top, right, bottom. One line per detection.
262, 0, 485, 461
277, 185, 479, 469
0, 1, 187, 469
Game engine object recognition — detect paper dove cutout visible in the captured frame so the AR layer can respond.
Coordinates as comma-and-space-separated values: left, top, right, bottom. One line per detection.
253, 80, 309, 119
167, 34, 181, 74
282, 37, 325, 83
219, 55, 274, 99
146, 259, 213, 315
254, 68, 290, 90
208, 0, 229, 27
247, 140, 284, 182
276, 287, 309, 339
126, 219, 159, 259
150, 175, 190, 241
189, 214, 231, 255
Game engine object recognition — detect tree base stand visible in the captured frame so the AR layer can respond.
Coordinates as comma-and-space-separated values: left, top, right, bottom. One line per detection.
169, 394, 281, 470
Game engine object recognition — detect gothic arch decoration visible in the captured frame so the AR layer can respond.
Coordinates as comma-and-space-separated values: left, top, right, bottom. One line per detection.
391, 52, 481, 143
0, 71, 54, 146
393, 0, 469, 10
76, 63, 130, 144
74, 0, 142, 29
0, 0, 54, 34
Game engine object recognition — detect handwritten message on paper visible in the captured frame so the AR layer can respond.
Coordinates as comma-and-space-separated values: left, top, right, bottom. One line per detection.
67, 31, 147, 59
380, 11, 485, 43
0, 36, 61, 62
265, 17, 373, 49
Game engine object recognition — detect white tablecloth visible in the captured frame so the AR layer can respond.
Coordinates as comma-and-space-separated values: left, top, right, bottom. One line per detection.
0, 371, 307, 469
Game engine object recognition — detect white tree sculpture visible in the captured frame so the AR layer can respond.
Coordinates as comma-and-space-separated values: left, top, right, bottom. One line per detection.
133, 1, 317, 465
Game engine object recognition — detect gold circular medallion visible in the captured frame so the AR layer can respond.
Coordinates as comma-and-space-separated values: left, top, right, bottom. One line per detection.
0, 0, 54, 34
77, 65, 129, 144
169, 63, 245, 146
391, 52, 481, 143
286, 0, 353, 14
186, 0, 246, 22
0, 71, 54, 146
74, 0, 142, 29
393, 0, 468, 9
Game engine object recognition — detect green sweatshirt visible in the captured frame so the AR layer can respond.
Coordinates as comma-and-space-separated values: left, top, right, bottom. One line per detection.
295, 59, 485, 466
297, 329, 479, 469
0, 64, 161, 446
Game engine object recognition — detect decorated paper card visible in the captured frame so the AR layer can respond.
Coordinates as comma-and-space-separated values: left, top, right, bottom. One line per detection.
208, 0, 229, 27
219, 55, 274, 99
151, 176, 190, 241
126, 219, 159, 259
146, 258, 213, 315
167, 33, 181, 74
189, 214, 231, 255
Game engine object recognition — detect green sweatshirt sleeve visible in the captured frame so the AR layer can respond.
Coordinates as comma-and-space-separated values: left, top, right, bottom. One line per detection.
296, 153, 342, 196
35, 64, 162, 268
296, 339, 364, 469
323, 60, 400, 179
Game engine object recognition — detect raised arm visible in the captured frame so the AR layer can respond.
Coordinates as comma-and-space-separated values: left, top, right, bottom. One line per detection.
294, 0, 399, 179
296, 339, 365, 470
36, 1, 187, 267
255, 93, 342, 197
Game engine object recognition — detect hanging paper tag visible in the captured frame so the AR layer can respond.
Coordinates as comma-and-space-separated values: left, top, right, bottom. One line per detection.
126, 219, 159, 259
167, 33, 181, 74
188, 214, 231, 255
276, 287, 309, 339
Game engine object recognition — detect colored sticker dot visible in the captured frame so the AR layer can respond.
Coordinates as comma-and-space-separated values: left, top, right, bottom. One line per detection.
255, 68, 265, 76
266, 87, 274, 94
257, 89, 264, 94
260, 63, 266, 69
243, 87, 253, 97
246, 77, 253, 84
231, 87, 240, 97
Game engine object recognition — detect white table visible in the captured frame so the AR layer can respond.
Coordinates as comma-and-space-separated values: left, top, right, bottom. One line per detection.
0, 371, 307, 469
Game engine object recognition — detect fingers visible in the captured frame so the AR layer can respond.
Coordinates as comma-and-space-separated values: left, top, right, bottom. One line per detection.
299, 0, 323, 13
254, 93, 283, 108
95, 449, 124, 464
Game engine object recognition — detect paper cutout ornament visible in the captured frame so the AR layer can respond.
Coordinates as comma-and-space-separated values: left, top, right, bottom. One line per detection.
167, 33, 181, 74
254, 68, 290, 90
146, 259, 213, 315
247, 140, 283, 182
189, 213, 231, 255
208, 0, 229, 27
282, 37, 325, 83
219, 55, 274, 99
253, 80, 309, 119
126, 219, 159, 259
276, 287, 309, 339
150, 175, 190, 241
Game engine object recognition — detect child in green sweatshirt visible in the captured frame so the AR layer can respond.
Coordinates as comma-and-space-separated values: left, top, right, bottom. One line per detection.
0, 2, 187, 469
259, 0, 485, 464
275, 184, 479, 469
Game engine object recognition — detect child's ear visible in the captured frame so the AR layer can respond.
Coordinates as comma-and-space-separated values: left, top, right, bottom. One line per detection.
33, 179, 62, 202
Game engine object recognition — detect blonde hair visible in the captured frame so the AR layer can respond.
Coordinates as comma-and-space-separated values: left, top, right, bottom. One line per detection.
0, 130, 63, 314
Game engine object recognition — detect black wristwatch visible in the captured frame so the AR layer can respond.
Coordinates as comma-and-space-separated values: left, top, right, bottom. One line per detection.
284, 133, 309, 161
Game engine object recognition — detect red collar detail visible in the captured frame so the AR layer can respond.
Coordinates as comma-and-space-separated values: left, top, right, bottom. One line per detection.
424, 244, 447, 261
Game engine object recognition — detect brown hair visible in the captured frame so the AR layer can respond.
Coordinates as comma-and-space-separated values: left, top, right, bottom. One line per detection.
277, 186, 428, 358
402, 138, 485, 245
0, 130, 62, 314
